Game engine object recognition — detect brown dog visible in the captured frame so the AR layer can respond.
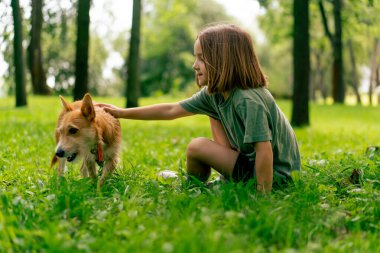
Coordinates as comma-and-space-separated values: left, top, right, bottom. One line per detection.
51, 93, 121, 187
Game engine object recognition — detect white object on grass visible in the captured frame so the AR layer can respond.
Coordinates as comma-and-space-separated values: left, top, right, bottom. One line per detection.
157, 170, 179, 180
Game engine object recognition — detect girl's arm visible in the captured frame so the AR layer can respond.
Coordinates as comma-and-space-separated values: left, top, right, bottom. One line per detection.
209, 117, 231, 148
98, 102, 194, 120
254, 141, 273, 193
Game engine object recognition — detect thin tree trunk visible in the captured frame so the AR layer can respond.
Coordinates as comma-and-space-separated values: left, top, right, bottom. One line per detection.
11, 0, 27, 107
73, 0, 90, 101
314, 51, 328, 102
376, 67, 380, 105
318, 0, 345, 103
291, 0, 310, 127
28, 0, 50, 95
368, 37, 379, 106
126, 0, 141, 108
347, 39, 361, 105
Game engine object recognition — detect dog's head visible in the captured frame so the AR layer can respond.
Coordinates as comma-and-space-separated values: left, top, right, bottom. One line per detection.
55, 93, 97, 162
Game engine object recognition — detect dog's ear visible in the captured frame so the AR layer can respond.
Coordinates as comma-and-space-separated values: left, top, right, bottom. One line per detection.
81, 93, 95, 121
59, 95, 72, 111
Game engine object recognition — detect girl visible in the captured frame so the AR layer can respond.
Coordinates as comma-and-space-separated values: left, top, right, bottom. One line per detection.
99, 24, 301, 193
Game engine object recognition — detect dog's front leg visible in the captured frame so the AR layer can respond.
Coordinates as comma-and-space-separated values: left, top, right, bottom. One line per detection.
80, 160, 89, 177
98, 158, 117, 187
57, 158, 66, 176
87, 161, 97, 179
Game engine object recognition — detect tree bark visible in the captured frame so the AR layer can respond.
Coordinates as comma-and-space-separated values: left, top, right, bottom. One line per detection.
126, 0, 142, 108
368, 37, 379, 105
318, 0, 345, 103
347, 39, 361, 105
11, 0, 27, 107
73, 0, 91, 101
291, 0, 310, 127
28, 0, 50, 95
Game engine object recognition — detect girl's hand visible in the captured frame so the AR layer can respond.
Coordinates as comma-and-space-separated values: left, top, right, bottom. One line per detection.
96, 103, 124, 118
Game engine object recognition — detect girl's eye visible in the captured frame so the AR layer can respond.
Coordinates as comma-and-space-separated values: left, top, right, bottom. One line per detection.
69, 127, 78, 135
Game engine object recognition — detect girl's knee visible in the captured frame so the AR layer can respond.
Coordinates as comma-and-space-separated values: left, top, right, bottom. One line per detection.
186, 137, 209, 157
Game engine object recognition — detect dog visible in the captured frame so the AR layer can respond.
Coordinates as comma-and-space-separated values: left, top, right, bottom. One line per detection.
51, 93, 121, 187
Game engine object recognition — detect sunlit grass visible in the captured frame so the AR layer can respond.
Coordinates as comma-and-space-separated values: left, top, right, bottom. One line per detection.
0, 95, 379, 252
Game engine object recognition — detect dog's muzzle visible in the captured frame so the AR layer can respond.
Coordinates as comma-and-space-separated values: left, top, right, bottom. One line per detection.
56, 147, 77, 162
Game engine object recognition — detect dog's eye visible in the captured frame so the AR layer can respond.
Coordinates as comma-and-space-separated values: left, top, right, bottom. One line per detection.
68, 127, 78, 135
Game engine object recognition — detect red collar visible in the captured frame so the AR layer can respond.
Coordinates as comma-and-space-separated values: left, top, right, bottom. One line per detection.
97, 144, 103, 163
96, 144, 104, 167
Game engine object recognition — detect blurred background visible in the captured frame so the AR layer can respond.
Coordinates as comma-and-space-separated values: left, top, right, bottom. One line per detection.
0, 0, 379, 125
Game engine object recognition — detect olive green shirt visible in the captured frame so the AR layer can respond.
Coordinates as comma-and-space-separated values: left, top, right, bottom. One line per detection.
180, 87, 301, 179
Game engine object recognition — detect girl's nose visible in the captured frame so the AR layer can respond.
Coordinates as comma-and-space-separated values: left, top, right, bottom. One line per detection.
192, 61, 198, 71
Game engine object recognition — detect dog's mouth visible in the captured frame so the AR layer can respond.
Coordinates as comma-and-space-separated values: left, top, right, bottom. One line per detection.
67, 153, 77, 162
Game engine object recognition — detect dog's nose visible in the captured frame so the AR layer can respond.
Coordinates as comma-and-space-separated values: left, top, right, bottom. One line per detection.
55, 148, 65, 158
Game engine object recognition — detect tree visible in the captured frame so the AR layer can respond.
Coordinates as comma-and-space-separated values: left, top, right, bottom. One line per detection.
318, 0, 344, 103
11, 0, 27, 107
73, 0, 90, 101
291, 0, 310, 126
347, 39, 362, 104
28, 0, 50, 95
256, 0, 295, 98
126, 0, 141, 108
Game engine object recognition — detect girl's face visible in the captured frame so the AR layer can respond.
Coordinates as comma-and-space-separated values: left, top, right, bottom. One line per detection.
192, 39, 208, 87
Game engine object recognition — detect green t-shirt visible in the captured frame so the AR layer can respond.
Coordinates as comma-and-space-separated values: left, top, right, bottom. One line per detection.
180, 87, 301, 180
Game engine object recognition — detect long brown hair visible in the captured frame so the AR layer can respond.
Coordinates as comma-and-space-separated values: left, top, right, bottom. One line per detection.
197, 24, 267, 94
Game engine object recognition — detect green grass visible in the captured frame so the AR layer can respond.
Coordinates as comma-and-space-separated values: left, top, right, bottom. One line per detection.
0, 96, 380, 252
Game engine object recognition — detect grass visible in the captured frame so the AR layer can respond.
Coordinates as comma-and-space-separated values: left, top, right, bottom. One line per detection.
0, 95, 380, 252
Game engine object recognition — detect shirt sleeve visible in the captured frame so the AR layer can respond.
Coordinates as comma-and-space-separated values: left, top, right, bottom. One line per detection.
237, 99, 272, 144
179, 87, 220, 119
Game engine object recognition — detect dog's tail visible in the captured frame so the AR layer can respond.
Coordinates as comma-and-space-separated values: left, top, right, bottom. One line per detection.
50, 155, 58, 168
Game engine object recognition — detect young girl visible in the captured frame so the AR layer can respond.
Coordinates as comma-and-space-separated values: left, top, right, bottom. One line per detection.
99, 24, 301, 192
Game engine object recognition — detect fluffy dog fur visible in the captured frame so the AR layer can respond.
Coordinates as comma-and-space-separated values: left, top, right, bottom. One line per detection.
51, 93, 121, 187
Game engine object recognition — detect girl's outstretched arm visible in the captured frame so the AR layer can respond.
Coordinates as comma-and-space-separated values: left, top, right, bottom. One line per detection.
97, 102, 194, 120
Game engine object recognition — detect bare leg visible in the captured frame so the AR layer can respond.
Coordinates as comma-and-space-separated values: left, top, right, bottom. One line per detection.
186, 137, 239, 182
209, 117, 231, 181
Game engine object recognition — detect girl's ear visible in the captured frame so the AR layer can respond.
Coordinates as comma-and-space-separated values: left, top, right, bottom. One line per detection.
81, 93, 95, 121
59, 95, 72, 111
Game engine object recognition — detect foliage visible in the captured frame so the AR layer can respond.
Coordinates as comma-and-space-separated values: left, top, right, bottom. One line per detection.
0, 95, 379, 252
1, 0, 380, 100
1, 0, 111, 96
137, 0, 234, 96
257, 0, 380, 100
257, 0, 294, 97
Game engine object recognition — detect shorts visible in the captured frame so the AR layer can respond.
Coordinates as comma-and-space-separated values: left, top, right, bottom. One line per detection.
231, 153, 293, 188
231, 153, 255, 182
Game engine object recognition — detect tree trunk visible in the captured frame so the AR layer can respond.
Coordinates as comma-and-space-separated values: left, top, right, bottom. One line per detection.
368, 37, 379, 106
291, 0, 310, 127
314, 51, 328, 102
28, 0, 50, 95
126, 0, 142, 108
347, 39, 361, 105
11, 0, 27, 107
73, 0, 90, 101
376, 67, 380, 105
318, 0, 345, 103
332, 0, 344, 103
